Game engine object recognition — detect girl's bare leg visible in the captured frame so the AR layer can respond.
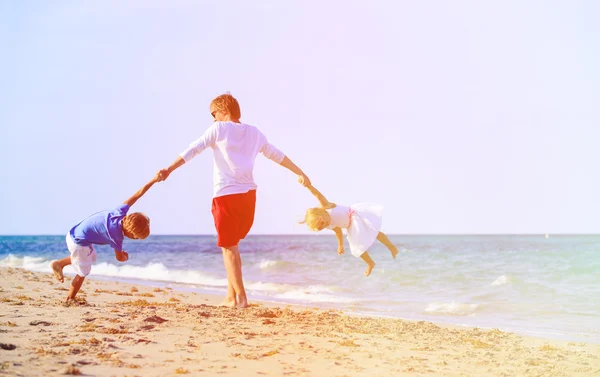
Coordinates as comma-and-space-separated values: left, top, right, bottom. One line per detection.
360, 252, 376, 276
377, 232, 399, 259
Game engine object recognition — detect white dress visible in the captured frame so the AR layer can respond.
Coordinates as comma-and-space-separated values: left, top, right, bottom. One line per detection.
326, 203, 384, 258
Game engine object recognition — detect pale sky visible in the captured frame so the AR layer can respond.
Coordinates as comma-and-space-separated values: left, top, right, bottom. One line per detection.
1, 1, 599, 235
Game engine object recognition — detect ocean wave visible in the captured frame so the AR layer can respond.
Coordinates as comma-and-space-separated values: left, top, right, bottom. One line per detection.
246, 281, 294, 292
0, 254, 49, 270
274, 289, 356, 304
425, 301, 479, 316
246, 282, 340, 295
259, 260, 280, 269
88, 262, 228, 288
0, 255, 228, 288
245, 281, 352, 304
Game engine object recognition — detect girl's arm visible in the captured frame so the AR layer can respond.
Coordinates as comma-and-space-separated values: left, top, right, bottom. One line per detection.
332, 227, 344, 255
306, 185, 336, 209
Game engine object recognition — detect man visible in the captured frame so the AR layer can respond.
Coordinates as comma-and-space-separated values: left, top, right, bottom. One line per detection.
158, 93, 310, 308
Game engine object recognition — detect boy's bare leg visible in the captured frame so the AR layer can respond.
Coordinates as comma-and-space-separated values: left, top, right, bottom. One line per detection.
377, 232, 399, 259
67, 275, 85, 303
360, 252, 376, 276
221, 245, 248, 308
50, 257, 71, 283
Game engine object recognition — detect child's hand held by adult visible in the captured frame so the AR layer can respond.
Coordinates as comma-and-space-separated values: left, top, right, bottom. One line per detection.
298, 174, 311, 187
157, 169, 170, 182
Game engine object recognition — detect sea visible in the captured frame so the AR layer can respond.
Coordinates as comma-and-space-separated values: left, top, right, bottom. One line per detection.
1, 234, 598, 344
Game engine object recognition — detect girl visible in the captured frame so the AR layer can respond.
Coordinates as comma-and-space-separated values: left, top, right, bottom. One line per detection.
300, 184, 399, 276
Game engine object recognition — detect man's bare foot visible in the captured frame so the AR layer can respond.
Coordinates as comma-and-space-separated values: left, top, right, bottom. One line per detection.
50, 260, 64, 283
390, 245, 399, 259
364, 262, 375, 276
219, 297, 237, 307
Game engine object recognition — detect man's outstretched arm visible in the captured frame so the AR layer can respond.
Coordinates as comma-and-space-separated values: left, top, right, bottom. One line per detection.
279, 156, 311, 187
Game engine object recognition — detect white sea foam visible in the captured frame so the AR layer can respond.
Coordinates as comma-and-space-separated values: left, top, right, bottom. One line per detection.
246, 281, 352, 304
246, 282, 339, 295
246, 281, 293, 292
0, 255, 228, 288
259, 260, 279, 269
274, 289, 356, 304
425, 301, 479, 316
79, 262, 228, 287
0, 254, 48, 270
491, 275, 510, 286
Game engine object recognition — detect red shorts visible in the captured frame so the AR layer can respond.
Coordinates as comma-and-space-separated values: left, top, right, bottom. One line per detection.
211, 190, 256, 247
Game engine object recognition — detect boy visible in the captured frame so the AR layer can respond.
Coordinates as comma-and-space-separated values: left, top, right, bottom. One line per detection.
157, 93, 310, 308
50, 174, 159, 303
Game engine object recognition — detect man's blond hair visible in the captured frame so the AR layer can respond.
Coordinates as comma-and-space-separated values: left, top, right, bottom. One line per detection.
211, 93, 241, 119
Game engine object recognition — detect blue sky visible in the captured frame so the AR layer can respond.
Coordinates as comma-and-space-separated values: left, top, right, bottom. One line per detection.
1, 1, 599, 235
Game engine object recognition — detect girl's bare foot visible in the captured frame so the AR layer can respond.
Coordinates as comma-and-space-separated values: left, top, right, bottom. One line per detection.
365, 261, 375, 276
236, 298, 249, 308
50, 260, 64, 283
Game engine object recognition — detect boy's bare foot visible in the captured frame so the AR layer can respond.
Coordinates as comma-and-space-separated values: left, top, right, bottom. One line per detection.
390, 245, 399, 259
219, 297, 237, 307
64, 297, 76, 306
64, 298, 87, 307
365, 261, 375, 276
50, 260, 64, 283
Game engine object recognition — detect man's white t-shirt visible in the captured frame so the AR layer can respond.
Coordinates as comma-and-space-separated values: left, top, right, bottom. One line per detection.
179, 121, 285, 198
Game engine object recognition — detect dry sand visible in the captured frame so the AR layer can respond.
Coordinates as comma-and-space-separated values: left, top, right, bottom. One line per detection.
1, 267, 598, 377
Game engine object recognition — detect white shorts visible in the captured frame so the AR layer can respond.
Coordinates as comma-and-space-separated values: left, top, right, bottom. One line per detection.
66, 233, 97, 277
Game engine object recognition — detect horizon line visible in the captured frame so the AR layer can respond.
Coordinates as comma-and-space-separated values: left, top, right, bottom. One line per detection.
0, 233, 599, 237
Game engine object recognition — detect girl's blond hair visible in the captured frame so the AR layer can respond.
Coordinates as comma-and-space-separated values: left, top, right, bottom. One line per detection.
300, 207, 330, 231
211, 93, 241, 119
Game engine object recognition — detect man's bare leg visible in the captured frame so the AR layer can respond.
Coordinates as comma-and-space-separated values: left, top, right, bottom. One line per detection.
50, 257, 71, 283
360, 252, 376, 276
221, 245, 248, 308
224, 281, 236, 307
377, 232, 399, 259
66, 275, 85, 303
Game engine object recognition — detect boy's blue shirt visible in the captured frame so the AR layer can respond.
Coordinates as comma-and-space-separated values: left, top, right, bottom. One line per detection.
69, 204, 131, 251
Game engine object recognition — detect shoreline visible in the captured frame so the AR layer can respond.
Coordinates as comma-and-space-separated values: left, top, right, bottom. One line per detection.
1, 268, 598, 376
62, 271, 600, 346
3, 265, 598, 346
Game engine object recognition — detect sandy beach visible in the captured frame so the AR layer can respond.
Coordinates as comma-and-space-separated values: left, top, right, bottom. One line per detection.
0, 267, 598, 377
